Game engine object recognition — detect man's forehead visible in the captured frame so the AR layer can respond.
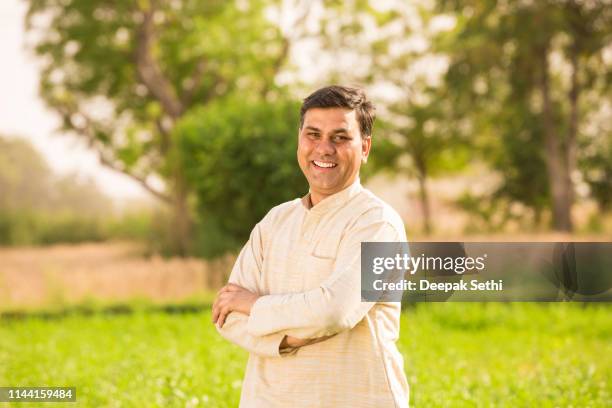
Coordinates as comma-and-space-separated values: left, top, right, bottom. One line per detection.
303, 107, 357, 130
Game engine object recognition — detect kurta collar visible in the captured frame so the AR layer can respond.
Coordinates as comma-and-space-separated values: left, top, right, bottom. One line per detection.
301, 178, 363, 214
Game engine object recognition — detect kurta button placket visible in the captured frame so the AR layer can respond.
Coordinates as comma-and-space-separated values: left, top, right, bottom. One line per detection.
302, 213, 320, 243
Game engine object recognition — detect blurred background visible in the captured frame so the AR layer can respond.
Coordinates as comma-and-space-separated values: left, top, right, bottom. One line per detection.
0, 0, 610, 406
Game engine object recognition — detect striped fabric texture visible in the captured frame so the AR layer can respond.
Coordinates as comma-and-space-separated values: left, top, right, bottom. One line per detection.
217, 180, 409, 408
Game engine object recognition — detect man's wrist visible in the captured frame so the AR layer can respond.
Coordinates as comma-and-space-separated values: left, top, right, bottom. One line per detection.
279, 335, 297, 355
280, 335, 289, 349
245, 293, 261, 315
282, 335, 310, 348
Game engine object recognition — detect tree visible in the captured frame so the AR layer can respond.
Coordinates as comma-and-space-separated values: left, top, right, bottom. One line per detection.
0, 136, 53, 211
271, 0, 611, 233
436, 0, 612, 231
0, 135, 112, 214
0, 135, 114, 245
24, 0, 312, 254
580, 126, 612, 211
373, 87, 470, 234
309, 1, 471, 233
176, 96, 307, 258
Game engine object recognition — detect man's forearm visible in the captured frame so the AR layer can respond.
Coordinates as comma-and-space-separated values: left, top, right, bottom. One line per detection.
216, 311, 286, 358
217, 309, 334, 357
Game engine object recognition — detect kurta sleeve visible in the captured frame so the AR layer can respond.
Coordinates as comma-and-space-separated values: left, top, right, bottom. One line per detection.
246, 210, 404, 339
215, 221, 286, 358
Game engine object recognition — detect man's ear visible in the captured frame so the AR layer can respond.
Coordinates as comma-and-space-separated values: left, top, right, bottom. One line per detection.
361, 136, 372, 163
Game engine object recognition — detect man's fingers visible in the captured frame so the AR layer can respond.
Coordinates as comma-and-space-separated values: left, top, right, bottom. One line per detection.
213, 294, 232, 326
218, 307, 230, 328
213, 288, 242, 327
212, 298, 220, 323
211, 295, 225, 323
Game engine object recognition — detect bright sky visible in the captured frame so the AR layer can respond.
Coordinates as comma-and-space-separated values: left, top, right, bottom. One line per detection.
0, 0, 150, 202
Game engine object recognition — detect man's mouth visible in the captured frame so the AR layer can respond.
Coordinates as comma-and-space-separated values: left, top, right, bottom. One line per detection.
312, 160, 337, 169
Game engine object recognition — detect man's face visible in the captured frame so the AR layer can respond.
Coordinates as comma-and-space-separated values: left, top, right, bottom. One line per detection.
297, 107, 371, 204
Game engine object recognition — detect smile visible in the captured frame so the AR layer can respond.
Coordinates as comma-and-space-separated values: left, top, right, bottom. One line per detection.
312, 160, 337, 168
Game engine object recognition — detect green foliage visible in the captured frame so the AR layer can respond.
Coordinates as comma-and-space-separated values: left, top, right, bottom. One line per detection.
1, 304, 610, 406
24, 0, 289, 182
176, 97, 308, 258
0, 136, 114, 215
24, 0, 295, 254
0, 137, 53, 211
36, 212, 107, 245
0, 135, 158, 246
376, 89, 471, 178
0, 210, 157, 247
436, 0, 611, 222
487, 105, 550, 216
580, 131, 612, 211
104, 211, 158, 242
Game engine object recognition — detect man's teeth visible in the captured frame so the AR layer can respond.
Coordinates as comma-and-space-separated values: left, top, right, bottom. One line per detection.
313, 161, 336, 168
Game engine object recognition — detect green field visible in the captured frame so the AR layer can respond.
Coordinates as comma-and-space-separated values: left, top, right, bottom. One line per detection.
1, 303, 610, 407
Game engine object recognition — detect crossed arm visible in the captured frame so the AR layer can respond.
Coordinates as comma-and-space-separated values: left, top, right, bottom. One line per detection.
212, 211, 402, 357
212, 283, 331, 349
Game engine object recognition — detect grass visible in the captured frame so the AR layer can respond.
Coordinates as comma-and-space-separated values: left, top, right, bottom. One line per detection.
0, 303, 610, 407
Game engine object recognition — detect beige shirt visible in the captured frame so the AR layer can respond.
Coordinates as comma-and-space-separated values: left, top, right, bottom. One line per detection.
217, 180, 409, 408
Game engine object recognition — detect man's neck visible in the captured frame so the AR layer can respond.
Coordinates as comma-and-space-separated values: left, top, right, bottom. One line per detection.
309, 178, 360, 207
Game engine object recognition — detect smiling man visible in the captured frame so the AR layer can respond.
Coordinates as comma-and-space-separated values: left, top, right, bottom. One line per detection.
212, 85, 409, 407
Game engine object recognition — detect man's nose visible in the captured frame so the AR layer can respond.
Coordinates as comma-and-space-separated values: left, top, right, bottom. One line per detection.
315, 139, 335, 156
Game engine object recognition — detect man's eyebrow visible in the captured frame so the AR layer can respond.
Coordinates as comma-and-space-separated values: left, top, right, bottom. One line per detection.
331, 128, 350, 134
303, 126, 351, 135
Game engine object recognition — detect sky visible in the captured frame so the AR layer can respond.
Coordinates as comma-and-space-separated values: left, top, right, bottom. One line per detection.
0, 0, 150, 202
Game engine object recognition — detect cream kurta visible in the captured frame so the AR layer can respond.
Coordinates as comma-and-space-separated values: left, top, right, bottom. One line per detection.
217, 180, 409, 408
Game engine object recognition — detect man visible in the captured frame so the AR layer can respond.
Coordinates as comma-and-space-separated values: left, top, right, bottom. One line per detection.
212, 85, 409, 407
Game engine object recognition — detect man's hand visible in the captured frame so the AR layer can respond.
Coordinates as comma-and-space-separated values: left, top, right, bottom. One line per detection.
280, 334, 335, 349
281, 335, 310, 348
212, 283, 260, 328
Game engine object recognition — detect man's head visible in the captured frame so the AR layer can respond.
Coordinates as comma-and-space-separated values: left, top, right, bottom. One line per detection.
297, 85, 376, 205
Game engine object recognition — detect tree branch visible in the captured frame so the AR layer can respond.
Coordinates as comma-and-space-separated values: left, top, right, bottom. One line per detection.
97, 150, 172, 205
135, 6, 184, 120
57, 105, 172, 204
155, 117, 171, 154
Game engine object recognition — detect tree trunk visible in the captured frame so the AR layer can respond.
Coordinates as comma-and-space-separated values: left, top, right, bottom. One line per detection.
566, 41, 580, 228
171, 171, 192, 257
538, 46, 573, 231
415, 162, 432, 235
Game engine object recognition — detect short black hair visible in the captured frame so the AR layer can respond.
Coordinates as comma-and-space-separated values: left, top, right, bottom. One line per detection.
299, 85, 376, 138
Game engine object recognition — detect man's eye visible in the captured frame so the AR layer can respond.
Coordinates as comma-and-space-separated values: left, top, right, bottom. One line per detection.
333, 135, 349, 142
308, 133, 320, 138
